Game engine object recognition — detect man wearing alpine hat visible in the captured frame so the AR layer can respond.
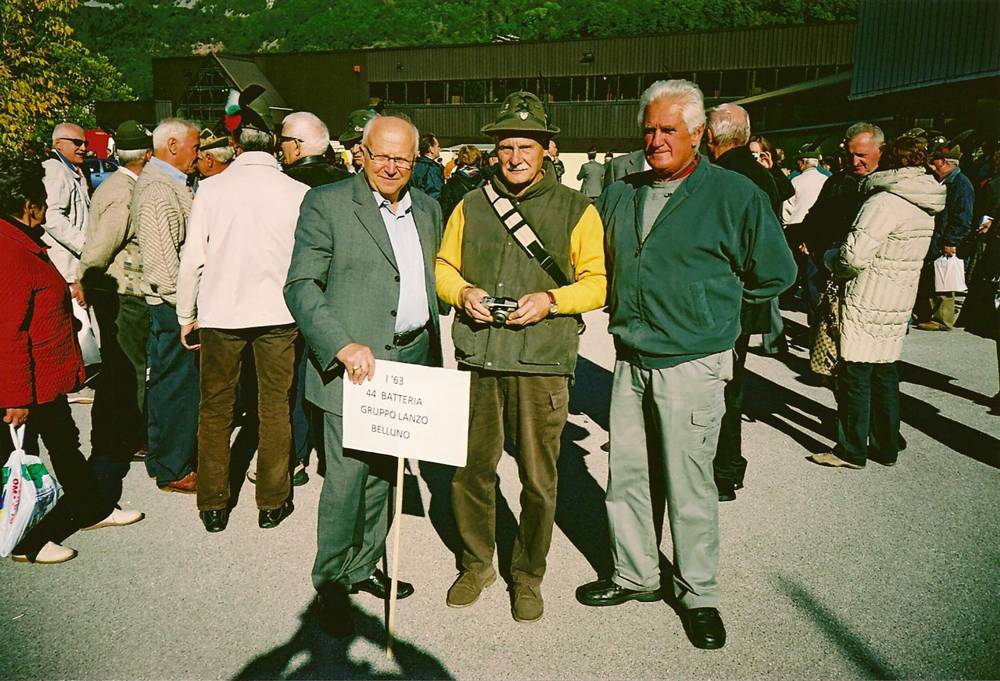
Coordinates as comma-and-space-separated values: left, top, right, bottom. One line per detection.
338, 108, 378, 174
435, 91, 607, 623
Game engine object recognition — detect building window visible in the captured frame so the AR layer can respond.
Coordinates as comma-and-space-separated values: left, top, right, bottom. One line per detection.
387, 82, 405, 104
405, 82, 424, 104
547, 77, 570, 102
425, 81, 445, 104
465, 80, 487, 103
720, 69, 749, 97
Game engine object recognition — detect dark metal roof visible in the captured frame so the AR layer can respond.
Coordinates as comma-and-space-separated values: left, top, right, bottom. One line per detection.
850, 0, 1000, 99
367, 22, 855, 81
213, 54, 290, 113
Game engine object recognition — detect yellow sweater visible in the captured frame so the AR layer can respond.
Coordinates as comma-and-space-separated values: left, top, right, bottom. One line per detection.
435, 199, 607, 313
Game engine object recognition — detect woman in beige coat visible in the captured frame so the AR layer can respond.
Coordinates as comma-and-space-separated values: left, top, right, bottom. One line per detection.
810, 137, 946, 469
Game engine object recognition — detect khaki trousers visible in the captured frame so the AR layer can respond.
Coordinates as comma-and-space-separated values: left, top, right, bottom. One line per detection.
451, 370, 570, 587
606, 351, 732, 609
197, 325, 297, 511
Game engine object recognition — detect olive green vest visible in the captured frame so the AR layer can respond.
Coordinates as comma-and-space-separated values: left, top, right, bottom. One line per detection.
453, 169, 590, 376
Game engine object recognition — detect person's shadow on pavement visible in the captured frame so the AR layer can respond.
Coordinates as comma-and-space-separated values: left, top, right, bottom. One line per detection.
233, 599, 453, 680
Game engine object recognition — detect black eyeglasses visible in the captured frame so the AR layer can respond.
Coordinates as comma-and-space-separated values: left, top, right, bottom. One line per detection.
279, 136, 304, 145
364, 146, 413, 170
57, 137, 87, 147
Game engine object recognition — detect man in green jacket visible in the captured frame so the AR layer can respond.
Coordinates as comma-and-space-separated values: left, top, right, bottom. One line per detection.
436, 91, 607, 623
575, 80, 795, 650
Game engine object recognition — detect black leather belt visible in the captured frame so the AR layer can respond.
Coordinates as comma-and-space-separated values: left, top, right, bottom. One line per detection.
393, 323, 429, 347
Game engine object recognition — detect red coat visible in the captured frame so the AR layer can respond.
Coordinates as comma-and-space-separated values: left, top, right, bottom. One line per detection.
0, 217, 85, 407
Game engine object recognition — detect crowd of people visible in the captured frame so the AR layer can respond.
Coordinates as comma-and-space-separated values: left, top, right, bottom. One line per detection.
2, 77, 997, 653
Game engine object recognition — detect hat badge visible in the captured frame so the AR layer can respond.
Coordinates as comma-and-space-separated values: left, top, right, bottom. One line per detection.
518, 111, 529, 120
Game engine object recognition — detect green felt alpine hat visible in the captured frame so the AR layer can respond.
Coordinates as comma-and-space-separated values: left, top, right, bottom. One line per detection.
338, 109, 377, 145
481, 91, 559, 137
114, 120, 153, 151
795, 144, 821, 160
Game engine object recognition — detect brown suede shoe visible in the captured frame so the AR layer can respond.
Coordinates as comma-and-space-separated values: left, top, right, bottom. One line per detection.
511, 583, 544, 623
159, 471, 198, 493
446, 568, 497, 608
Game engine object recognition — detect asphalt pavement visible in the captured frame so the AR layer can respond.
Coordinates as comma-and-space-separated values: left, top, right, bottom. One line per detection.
2, 310, 998, 680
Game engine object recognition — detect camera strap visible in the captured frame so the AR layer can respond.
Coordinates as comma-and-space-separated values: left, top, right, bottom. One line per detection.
482, 183, 572, 288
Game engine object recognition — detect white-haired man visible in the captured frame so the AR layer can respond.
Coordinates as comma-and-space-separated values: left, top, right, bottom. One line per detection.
280, 111, 349, 189
276, 111, 349, 489
42, 122, 93, 361
576, 80, 796, 650
285, 115, 443, 637
177, 101, 309, 533
705, 103, 787, 502
195, 129, 235, 181
132, 117, 201, 494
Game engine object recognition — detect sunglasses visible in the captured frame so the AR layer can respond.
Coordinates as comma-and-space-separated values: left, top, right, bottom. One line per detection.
57, 137, 87, 147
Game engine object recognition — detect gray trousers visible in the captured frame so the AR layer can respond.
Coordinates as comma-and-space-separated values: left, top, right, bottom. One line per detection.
606, 351, 732, 609
311, 330, 430, 591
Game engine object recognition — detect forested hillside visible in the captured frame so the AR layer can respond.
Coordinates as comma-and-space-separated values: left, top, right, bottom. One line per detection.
72, 0, 858, 97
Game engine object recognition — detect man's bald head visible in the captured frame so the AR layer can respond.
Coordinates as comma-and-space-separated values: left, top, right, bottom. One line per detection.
361, 116, 419, 203
362, 116, 419, 158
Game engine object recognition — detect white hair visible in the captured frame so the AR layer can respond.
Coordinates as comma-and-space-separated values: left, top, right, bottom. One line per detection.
238, 127, 273, 152
707, 103, 750, 147
51, 122, 83, 144
203, 145, 235, 164
362, 115, 419, 158
637, 80, 706, 132
152, 118, 198, 151
844, 122, 885, 146
116, 148, 148, 165
281, 111, 330, 156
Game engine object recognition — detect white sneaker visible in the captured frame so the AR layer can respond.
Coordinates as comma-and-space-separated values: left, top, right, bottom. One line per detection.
83, 508, 145, 530
12, 541, 77, 564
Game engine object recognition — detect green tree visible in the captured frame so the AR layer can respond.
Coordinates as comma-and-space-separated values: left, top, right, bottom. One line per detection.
0, 0, 133, 159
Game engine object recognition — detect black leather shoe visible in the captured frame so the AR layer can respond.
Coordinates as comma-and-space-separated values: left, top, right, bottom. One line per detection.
199, 509, 229, 533
350, 568, 414, 600
258, 500, 293, 529
575, 578, 660, 607
684, 607, 726, 649
315, 583, 354, 638
716, 478, 736, 502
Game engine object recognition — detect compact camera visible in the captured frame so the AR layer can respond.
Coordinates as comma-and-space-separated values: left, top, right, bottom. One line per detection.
481, 296, 519, 325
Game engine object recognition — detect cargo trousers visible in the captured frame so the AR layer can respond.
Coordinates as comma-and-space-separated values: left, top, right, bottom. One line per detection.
451, 370, 570, 588
606, 350, 732, 609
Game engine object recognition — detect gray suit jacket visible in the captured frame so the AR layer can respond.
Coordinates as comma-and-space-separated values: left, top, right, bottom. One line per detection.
603, 149, 646, 188
577, 160, 605, 198
284, 173, 443, 416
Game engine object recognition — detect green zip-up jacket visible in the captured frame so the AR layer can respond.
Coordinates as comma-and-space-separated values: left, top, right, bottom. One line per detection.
599, 160, 796, 368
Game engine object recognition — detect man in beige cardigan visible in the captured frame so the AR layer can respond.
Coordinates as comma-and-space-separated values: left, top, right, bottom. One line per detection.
132, 117, 201, 493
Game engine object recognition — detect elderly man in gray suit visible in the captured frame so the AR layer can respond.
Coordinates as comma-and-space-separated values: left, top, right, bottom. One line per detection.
284, 115, 443, 638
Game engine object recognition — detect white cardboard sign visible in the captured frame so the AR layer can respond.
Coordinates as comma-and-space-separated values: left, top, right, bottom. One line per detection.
342, 360, 470, 467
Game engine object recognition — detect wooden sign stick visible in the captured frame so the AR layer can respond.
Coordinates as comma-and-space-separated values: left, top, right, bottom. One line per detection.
386, 456, 405, 660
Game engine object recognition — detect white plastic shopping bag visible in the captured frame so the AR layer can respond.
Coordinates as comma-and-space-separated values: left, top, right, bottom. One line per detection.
933, 255, 967, 293
0, 424, 63, 557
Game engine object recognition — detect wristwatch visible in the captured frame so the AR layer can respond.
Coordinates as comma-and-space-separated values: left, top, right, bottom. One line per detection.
546, 291, 558, 317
